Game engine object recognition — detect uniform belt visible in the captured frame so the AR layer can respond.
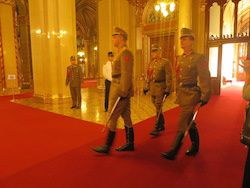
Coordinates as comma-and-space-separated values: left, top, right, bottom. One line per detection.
180, 83, 197, 88
112, 74, 121, 78
154, 80, 165, 83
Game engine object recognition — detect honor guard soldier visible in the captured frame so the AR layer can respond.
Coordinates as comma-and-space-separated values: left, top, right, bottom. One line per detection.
144, 44, 172, 136
241, 59, 250, 188
65, 56, 83, 109
92, 27, 134, 154
162, 28, 211, 160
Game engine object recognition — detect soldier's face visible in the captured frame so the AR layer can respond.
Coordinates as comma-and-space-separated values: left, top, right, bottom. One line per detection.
180, 37, 193, 49
112, 35, 121, 47
108, 56, 114, 61
71, 60, 76, 65
151, 51, 161, 60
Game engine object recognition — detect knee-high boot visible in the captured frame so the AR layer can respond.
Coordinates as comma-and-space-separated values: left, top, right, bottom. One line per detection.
186, 122, 199, 156
150, 113, 165, 136
161, 132, 184, 160
92, 130, 115, 154
116, 126, 134, 152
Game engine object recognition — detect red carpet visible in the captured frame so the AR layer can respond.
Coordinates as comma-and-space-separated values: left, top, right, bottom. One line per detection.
82, 79, 97, 88
0, 87, 247, 188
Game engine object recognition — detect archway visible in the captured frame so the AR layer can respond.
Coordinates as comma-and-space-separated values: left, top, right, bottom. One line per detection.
141, 0, 178, 76
76, 0, 97, 80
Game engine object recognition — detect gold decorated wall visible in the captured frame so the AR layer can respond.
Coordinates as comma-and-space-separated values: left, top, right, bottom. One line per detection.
0, 1, 18, 89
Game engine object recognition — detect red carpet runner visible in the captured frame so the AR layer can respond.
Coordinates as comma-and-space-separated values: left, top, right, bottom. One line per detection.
0, 87, 247, 188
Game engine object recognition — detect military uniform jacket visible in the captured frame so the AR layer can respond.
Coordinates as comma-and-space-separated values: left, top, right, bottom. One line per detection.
111, 46, 134, 98
66, 64, 83, 87
145, 58, 172, 96
176, 52, 211, 106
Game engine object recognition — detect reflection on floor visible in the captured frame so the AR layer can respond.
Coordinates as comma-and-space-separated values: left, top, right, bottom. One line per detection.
15, 88, 178, 128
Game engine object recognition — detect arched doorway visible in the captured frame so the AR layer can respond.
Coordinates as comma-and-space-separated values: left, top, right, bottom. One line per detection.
206, 0, 250, 95
141, 0, 177, 81
76, 0, 97, 80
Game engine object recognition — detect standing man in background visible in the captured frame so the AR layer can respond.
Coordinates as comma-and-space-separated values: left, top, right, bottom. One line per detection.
143, 44, 172, 136
241, 59, 250, 188
66, 56, 83, 109
161, 28, 211, 160
103, 51, 113, 112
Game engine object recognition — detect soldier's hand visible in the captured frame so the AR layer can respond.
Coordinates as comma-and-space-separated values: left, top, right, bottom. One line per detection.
164, 90, 170, 97
200, 100, 208, 106
143, 88, 149, 95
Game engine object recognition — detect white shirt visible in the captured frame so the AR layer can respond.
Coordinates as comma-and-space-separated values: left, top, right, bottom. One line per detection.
103, 61, 112, 81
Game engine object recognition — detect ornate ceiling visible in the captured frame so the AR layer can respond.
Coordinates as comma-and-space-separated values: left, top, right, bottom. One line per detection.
127, 0, 149, 9
76, 0, 97, 40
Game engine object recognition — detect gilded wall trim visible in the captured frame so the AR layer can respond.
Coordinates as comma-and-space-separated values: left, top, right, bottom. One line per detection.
0, 20, 6, 89
0, 0, 15, 6
13, 8, 22, 87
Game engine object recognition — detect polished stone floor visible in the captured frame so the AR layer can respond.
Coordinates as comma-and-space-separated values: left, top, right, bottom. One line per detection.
14, 88, 178, 128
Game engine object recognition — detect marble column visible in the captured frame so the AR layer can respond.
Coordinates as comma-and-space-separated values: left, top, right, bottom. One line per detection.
98, 0, 136, 81
29, 0, 77, 102
0, 0, 18, 89
177, 0, 192, 54
192, 0, 206, 53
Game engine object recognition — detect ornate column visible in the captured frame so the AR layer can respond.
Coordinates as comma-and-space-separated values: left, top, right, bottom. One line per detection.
98, 0, 136, 82
192, 0, 206, 53
177, 0, 192, 54
0, 21, 6, 90
0, 0, 19, 89
29, 0, 77, 102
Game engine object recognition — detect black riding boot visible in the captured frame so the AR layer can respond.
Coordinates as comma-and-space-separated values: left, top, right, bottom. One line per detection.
92, 130, 115, 154
150, 113, 165, 136
161, 132, 184, 160
186, 123, 199, 156
116, 126, 134, 152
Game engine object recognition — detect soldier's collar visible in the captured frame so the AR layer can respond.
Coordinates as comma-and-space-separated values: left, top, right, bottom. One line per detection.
114, 46, 128, 61
183, 50, 194, 56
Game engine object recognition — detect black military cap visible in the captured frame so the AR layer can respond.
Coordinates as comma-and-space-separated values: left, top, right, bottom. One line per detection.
108, 51, 114, 57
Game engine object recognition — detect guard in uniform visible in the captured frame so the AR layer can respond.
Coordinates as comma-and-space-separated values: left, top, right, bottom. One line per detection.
162, 28, 211, 160
241, 59, 250, 188
65, 56, 83, 109
144, 44, 172, 136
92, 27, 134, 154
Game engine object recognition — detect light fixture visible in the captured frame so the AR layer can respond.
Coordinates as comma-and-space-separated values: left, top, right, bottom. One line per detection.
154, 1, 176, 17
94, 46, 98, 51
154, 4, 160, 12
35, 29, 42, 35
160, 2, 167, 10
169, 2, 175, 12
77, 51, 85, 57
162, 10, 169, 17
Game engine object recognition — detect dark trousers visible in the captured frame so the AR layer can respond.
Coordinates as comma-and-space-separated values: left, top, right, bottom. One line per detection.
104, 79, 111, 111
243, 148, 250, 188
70, 86, 81, 107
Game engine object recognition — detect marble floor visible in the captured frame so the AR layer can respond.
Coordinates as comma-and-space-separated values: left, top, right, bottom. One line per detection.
14, 88, 178, 128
